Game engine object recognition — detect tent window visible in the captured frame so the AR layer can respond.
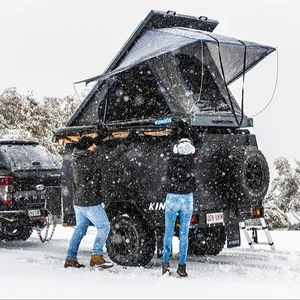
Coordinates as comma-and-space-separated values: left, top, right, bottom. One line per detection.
99, 63, 170, 122
175, 53, 231, 113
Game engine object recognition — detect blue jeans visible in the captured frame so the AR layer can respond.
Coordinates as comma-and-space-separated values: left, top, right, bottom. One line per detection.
162, 193, 193, 265
66, 205, 110, 260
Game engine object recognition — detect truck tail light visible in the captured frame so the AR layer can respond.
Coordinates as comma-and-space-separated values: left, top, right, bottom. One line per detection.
0, 176, 14, 205
252, 208, 262, 217
190, 215, 199, 224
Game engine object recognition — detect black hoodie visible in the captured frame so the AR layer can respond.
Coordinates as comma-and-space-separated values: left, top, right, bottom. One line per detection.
165, 150, 196, 194
164, 128, 197, 194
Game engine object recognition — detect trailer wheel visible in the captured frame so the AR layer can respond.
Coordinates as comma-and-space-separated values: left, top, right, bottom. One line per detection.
188, 226, 226, 256
106, 214, 156, 267
227, 146, 269, 203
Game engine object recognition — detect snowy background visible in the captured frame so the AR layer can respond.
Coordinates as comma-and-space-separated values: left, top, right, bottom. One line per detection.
1, 0, 300, 177
1, 226, 300, 299
1, 1, 300, 299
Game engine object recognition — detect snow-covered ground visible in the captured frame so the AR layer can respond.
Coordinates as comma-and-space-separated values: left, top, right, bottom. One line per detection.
1, 226, 300, 299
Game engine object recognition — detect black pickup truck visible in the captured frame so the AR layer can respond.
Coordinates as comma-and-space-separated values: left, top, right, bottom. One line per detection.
0, 140, 62, 241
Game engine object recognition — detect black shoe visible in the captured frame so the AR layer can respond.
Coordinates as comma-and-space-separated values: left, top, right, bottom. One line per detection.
176, 263, 188, 277
162, 261, 170, 275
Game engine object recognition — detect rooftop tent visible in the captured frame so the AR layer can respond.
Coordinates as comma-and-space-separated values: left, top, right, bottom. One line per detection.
73, 27, 275, 126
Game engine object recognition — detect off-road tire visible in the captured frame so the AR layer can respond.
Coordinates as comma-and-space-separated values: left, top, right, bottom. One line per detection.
106, 214, 156, 267
188, 226, 226, 256
227, 146, 269, 204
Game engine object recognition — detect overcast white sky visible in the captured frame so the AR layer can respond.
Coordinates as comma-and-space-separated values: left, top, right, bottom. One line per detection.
0, 0, 299, 177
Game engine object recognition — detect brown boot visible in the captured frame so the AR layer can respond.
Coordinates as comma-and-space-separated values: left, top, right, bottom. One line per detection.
64, 259, 85, 268
162, 261, 170, 275
90, 254, 114, 269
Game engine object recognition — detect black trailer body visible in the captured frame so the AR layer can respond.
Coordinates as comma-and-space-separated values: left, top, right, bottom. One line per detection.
54, 10, 275, 267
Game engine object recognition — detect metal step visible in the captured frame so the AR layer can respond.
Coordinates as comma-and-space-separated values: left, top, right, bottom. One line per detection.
239, 218, 275, 250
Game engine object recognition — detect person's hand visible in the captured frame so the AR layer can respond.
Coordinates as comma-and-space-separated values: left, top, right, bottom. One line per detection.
88, 144, 96, 152
76, 135, 95, 150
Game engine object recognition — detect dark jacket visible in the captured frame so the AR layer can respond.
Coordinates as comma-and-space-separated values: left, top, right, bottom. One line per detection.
72, 138, 131, 206
165, 152, 196, 194
72, 148, 102, 206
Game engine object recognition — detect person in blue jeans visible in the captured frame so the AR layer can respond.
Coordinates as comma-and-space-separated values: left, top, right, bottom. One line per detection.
162, 133, 196, 277
64, 135, 113, 269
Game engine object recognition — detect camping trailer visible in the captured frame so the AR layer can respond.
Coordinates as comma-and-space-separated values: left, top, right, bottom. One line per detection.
53, 10, 275, 267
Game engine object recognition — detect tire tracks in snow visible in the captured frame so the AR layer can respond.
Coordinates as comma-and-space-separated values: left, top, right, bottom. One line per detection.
148, 248, 300, 274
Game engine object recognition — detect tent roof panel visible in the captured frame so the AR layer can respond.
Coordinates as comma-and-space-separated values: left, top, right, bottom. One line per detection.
75, 27, 275, 85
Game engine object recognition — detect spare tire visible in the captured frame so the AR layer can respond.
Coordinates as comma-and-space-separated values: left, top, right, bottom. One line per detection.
227, 146, 269, 204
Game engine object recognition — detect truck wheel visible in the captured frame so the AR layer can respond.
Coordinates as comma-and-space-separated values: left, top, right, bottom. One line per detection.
106, 214, 156, 267
0, 220, 33, 241
188, 226, 226, 256
227, 146, 269, 203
